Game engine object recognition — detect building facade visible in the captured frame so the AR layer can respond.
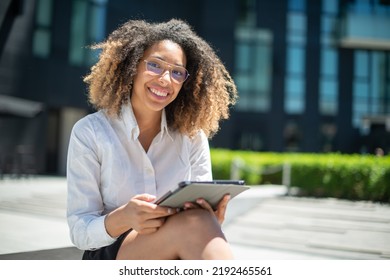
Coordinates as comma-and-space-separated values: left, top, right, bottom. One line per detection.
0, 0, 389, 175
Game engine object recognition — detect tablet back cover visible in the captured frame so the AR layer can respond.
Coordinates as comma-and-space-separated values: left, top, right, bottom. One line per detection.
157, 182, 249, 209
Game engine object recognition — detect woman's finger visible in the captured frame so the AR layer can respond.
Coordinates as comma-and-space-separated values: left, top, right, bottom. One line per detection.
196, 198, 214, 213
215, 194, 231, 224
183, 201, 200, 210
136, 217, 166, 234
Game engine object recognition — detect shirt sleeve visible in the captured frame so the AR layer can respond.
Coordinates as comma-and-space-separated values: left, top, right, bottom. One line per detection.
189, 130, 213, 181
66, 117, 117, 250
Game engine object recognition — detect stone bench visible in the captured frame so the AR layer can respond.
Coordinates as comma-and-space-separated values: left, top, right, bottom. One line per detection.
0, 247, 83, 260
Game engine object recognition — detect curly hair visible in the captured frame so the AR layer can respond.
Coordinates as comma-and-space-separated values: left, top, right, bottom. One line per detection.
84, 18, 238, 138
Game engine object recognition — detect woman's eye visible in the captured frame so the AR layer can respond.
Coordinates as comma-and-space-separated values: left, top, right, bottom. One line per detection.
148, 62, 161, 69
172, 69, 184, 76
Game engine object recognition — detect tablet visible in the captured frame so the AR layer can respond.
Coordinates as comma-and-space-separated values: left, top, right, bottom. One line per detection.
155, 180, 248, 210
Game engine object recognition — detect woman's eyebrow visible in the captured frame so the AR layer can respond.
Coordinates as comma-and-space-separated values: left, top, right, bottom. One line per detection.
149, 55, 185, 67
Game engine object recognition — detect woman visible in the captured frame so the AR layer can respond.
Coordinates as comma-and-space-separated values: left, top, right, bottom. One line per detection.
67, 18, 238, 260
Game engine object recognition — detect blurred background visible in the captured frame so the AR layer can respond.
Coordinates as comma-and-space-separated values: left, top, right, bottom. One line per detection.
0, 0, 389, 177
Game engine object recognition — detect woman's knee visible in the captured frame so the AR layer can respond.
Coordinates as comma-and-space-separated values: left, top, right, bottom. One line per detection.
168, 209, 223, 236
165, 209, 231, 259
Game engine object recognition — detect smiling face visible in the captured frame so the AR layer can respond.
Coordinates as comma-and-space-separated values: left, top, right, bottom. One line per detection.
131, 40, 187, 117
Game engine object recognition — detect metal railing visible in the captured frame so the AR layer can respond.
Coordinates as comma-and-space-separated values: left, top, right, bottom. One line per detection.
230, 157, 291, 193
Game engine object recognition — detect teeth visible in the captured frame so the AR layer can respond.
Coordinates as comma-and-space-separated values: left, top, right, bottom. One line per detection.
150, 87, 168, 97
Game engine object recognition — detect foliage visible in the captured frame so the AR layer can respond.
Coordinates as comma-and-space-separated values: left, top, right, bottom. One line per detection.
210, 148, 390, 203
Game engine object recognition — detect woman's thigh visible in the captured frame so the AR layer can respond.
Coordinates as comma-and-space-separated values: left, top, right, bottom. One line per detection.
116, 208, 229, 260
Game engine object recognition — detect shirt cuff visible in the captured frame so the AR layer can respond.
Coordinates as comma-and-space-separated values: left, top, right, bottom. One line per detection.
88, 214, 117, 249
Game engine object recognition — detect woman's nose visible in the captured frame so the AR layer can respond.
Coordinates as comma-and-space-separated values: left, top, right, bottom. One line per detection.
158, 70, 171, 84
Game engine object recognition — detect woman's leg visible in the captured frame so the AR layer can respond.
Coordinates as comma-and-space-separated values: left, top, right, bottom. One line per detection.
116, 209, 233, 260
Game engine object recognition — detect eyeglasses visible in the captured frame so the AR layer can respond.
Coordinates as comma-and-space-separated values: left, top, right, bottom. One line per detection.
144, 58, 189, 84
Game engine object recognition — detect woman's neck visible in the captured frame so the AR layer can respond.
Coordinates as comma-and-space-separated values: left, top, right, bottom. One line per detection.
131, 102, 162, 152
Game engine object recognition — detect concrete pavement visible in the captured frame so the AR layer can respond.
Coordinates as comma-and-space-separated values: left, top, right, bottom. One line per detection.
0, 176, 389, 260
224, 195, 390, 259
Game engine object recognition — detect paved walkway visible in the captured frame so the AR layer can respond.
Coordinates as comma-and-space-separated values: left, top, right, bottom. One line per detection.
0, 176, 389, 260
224, 196, 390, 259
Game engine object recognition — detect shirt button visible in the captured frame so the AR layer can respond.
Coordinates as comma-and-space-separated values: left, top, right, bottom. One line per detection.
146, 167, 154, 175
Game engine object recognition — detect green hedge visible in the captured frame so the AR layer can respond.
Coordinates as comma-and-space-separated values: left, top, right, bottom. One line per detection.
210, 148, 390, 203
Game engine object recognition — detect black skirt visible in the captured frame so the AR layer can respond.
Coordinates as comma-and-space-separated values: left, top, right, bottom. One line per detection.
82, 230, 131, 260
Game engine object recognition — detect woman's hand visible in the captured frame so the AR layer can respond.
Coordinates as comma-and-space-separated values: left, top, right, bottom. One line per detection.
183, 194, 231, 225
105, 193, 177, 237
127, 194, 178, 234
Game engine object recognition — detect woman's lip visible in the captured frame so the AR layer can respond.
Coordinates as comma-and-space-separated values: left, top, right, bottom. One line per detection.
148, 86, 170, 97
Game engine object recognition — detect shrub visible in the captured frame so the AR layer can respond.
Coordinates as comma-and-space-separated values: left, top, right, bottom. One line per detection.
210, 148, 390, 203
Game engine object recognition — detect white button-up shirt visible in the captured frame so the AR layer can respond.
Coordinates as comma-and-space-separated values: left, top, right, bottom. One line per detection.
66, 103, 212, 250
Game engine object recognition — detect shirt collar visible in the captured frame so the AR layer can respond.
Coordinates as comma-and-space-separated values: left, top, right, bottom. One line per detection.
121, 102, 173, 142
160, 109, 173, 142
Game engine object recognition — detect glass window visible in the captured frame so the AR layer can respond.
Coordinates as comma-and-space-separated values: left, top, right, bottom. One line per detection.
321, 16, 337, 34
322, 0, 338, 14
287, 33, 307, 45
287, 47, 305, 74
371, 51, 388, 115
235, 75, 250, 91
285, 8, 307, 115
353, 100, 369, 128
320, 14, 338, 47
90, 1, 107, 40
285, 76, 305, 114
321, 48, 338, 76
288, 0, 306, 12
351, 49, 386, 128
32, 0, 53, 58
69, 0, 88, 66
32, 30, 51, 58
36, 0, 53, 26
354, 81, 369, 98
237, 0, 257, 27
87, 1, 107, 65
286, 77, 304, 94
235, 28, 272, 112
321, 79, 338, 95
355, 50, 369, 78
254, 44, 272, 91
285, 98, 304, 114
285, 13, 306, 114
320, 78, 338, 115
319, 2, 340, 116
236, 44, 251, 72
69, 0, 107, 66
352, 0, 372, 14
287, 13, 307, 33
